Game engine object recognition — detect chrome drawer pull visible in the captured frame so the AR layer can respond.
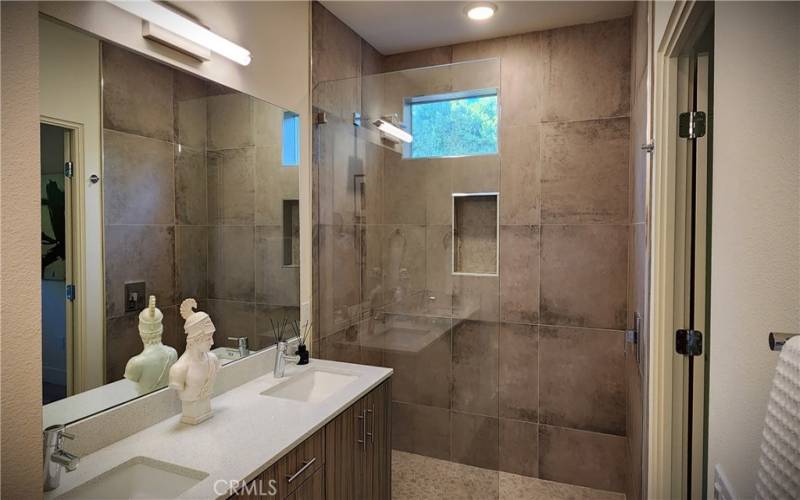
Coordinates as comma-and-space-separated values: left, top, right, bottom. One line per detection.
357, 411, 366, 447
366, 406, 374, 442
286, 457, 316, 484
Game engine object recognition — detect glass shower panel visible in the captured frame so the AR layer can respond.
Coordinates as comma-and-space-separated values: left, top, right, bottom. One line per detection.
313, 59, 502, 498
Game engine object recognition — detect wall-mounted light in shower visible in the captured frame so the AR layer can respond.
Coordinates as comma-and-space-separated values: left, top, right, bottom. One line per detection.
354, 112, 413, 144
372, 118, 413, 144
465, 2, 497, 21
107, 0, 252, 66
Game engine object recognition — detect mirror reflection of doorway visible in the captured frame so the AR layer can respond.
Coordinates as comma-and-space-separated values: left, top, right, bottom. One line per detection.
41, 122, 73, 404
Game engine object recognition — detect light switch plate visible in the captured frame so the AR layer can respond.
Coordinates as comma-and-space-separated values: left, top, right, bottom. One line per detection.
124, 281, 146, 313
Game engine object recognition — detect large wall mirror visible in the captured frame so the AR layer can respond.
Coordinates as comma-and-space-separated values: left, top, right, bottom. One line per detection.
41, 17, 301, 427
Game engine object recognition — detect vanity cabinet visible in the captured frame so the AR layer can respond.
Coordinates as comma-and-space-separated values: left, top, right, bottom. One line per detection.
326, 378, 391, 500
230, 379, 390, 500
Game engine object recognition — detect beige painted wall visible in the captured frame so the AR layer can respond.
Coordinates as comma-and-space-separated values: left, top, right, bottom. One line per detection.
707, 2, 800, 498
39, 17, 104, 392
1, 1, 311, 495
1, 2, 44, 496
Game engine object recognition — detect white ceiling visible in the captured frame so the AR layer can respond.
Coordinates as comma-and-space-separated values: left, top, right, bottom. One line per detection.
320, 1, 634, 55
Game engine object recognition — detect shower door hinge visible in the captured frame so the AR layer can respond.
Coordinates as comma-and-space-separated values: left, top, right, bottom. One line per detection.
65, 284, 76, 302
64, 161, 74, 178
641, 142, 655, 154
314, 111, 328, 125
676, 329, 703, 357
678, 111, 706, 139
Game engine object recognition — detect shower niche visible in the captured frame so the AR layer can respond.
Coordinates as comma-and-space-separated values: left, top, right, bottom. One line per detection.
452, 192, 499, 276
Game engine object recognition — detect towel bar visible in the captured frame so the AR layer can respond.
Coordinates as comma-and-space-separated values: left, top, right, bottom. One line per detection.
769, 332, 800, 351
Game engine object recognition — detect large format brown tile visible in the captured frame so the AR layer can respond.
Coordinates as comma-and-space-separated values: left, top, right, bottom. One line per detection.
453, 274, 499, 321
207, 148, 255, 225
174, 145, 207, 225
426, 225, 454, 299
317, 224, 360, 336
382, 155, 427, 225
206, 299, 255, 350
392, 402, 451, 460
255, 305, 300, 350
538, 425, 626, 492
105, 224, 175, 319
541, 118, 630, 224
542, 17, 631, 123
452, 320, 498, 416
383, 46, 453, 72
499, 125, 541, 225
207, 93, 253, 150
500, 32, 545, 128
312, 2, 362, 84
173, 70, 207, 151
540, 225, 628, 330
255, 225, 300, 306
208, 226, 255, 301
499, 323, 538, 421
500, 418, 538, 477
255, 145, 300, 226
381, 225, 427, 306
451, 412, 499, 469
383, 325, 451, 409
103, 129, 175, 225
176, 225, 208, 300
539, 326, 626, 435
499, 225, 540, 324
102, 43, 174, 142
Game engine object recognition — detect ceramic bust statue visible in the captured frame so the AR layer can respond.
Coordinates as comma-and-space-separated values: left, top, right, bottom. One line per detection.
124, 295, 178, 395
168, 298, 221, 425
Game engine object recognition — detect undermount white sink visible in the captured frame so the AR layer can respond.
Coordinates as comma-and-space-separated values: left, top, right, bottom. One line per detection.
261, 369, 358, 403
212, 347, 244, 365
58, 456, 207, 499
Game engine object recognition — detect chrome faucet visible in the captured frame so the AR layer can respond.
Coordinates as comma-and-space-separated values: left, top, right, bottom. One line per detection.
43, 424, 79, 491
274, 341, 300, 378
228, 336, 249, 358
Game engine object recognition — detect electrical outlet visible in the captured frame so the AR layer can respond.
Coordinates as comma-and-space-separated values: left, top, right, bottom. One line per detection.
124, 281, 146, 313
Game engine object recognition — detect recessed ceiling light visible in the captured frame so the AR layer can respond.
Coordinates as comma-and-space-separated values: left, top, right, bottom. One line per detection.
465, 2, 497, 21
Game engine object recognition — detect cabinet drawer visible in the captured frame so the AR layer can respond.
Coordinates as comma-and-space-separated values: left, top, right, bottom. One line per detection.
285, 466, 324, 500
276, 428, 325, 497
231, 427, 324, 499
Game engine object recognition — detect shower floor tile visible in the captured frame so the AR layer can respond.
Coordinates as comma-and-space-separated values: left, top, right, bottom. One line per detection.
392, 450, 625, 500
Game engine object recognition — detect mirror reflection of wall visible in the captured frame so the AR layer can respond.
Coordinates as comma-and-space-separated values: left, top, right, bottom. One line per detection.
40, 17, 301, 426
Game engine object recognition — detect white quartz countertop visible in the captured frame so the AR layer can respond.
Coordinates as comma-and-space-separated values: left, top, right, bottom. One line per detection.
45, 359, 392, 499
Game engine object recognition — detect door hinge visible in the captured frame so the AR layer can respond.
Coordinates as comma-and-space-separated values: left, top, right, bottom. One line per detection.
676, 329, 703, 356
66, 284, 76, 302
679, 111, 706, 139
641, 142, 655, 154
64, 161, 74, 178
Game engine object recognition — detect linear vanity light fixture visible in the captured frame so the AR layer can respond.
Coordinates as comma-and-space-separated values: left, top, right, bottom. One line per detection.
108, 0, 252, 66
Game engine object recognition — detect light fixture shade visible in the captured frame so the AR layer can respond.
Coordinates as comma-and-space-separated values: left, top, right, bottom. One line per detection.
108, 0, 252, 66
372, 119, 413, 144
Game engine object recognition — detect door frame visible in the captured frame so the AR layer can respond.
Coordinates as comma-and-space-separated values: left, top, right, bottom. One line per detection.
41, 115, 89, 395
648, 1, 713, 498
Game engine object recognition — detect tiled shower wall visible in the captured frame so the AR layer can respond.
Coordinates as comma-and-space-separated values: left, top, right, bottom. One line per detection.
103, 44, 298, 383
312, 3, 631, 493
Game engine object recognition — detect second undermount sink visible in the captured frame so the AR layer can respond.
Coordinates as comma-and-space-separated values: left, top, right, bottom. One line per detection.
57, 456, 207, 499
260, 369, 358, 403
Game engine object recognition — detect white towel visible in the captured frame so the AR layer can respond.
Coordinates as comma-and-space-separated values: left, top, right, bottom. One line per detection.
755, 335, 800, 500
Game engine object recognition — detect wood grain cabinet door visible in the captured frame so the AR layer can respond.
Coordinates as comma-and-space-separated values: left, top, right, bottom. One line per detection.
369, 379, 391, 500
325, 400, 361, 499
